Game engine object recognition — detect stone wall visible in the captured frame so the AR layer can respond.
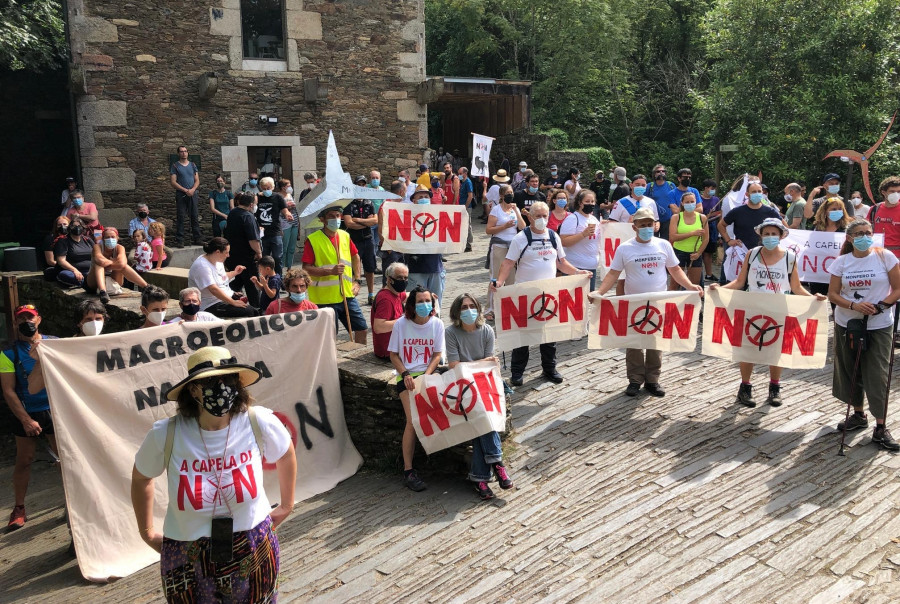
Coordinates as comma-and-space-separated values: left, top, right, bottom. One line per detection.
66, 0, 428, 223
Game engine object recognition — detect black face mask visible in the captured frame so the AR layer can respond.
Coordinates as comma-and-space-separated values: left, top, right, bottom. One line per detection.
680, 177, 692, 187
391, 278, 408, 292
70, 225, 84, 236
181, 303, 201, 316
137, 211, 148, 219
582, 204, 595, 214
503, 194, 514, 204
58, 224, 68, 235
18, 321, 37, 338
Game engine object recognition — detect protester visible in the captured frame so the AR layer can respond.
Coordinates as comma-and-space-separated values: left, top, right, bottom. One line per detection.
388, 286, 444, 492
75, 298, 108, 336
493, 201, 590, 386
398, 169, 414, 202
718, 181, 784, 251
88, 226, 148, 304
868, 175, 900, 259
147, 221, 170, 270
188, 237, 259, 318
608, 175, 658, 225
403, 186, 446, 306
54, 216, 94, 287
485, 184, 525, 318
445, 294, 514, 500
64, 190, 100, 237
441, 162, 459, 205
804, 172, 848, 227
132, 229, 153, 275
429, 176, 447, 205
169, 145, 203, 247
372, 262, 409, 359
241, 171, 260, 195
559, 190, 602, 289
564, 167, 582, 201
42, 216, 69, 280
608, 166, 630, 206
250, 255, 282, 313
139, 285, 170, 329
132, 346, 296, 601
514, 173, 546, 226
512, 161, 528, 189
343, 191, 379, 305
2, 305, 59, 530
646, 164, 676, 240
595, 207, 703, 397
827, 218, 900, 450
700, 179, 721, 281
589, 170, 615, 219
301, 207, 368, 343
783, 183, 806, 229
712, 218, 823, 407
668, 168, 702, 218
169, 287, 220, 323
485, 169, 508, 211
547, 189, 570, 232
128, 203, 157, 237
298, 172, 317, 202
456, 167, 475, 252
542, 164, 563, 191
265, 268, 317, 314
224, 192, 263, 307
813, 198, 851, 234
849, 190, 868, 219
255, 176, 292, 275
208, 175, 234, 237
61, 176, 77, 210
669, 192, 709, 288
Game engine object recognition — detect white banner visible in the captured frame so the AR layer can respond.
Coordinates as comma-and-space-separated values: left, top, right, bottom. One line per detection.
598, 221, 635, 279
379, 201, 469, 254
38, 310, 362, 581
410, 360, 506, 455
471, 133, 493, 177
494, 274, 590, 351
588, 291, 701, 352
723, 244, 748, 282
783, 230, 884, 284
701, 288, 829, 368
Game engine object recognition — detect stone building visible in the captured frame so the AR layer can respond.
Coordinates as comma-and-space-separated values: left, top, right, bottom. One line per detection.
65, 0, 428, 224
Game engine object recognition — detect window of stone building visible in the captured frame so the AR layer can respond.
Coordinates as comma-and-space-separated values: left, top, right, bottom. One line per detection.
248, 147, 292, 184
240, 0, 286, 60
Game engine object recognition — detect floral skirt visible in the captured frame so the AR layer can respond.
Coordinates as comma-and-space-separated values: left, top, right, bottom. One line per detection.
160, 516, 280, 603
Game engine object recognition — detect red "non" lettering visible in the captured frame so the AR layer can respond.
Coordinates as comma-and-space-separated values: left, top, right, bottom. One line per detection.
712, 307, 744, 346
500, 295, 529, 330
604, 238, 621, 266
559, 288, 583, 323
387, 208, 412, 241
177, 474, 203, 511
597, 299, 628, 336
782, 316, 818, 356
438, 212, 461, 242
472, 371, 501, 413
662, 302, 693, 339
232, 465, 258, 503
414, 386, 450, 436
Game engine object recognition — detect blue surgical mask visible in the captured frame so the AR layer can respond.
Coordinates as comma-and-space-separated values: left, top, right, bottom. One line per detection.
103, 238, 117, 250
249, 179, 258, 186
853, 235, 874, 251
683, 203, 696, 212
551, 171, 557, 176
289, 291, 308, 303
528, 186, 538, 194
709, 189, 716, 196
556, 199, 567, 208
327, 218, 341, 230
633, 186, 646, 197
417, 198, 430, 205
749, 192, 764, 204
460, 309, 479, 325
415, 302, 432, 318
370, 178, 380, 187
761, 235, 780, 250
262, 189, 273, 197
73, 198, 84, 207
827, 185, 841, 194
520, 167, 526, 173
637, 227, 654, 240
828, 210, 844, 222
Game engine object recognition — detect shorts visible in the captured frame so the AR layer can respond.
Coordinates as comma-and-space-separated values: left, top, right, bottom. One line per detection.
356, 237, 377, 274
320, 297, 368, 334
10, 409, 54, 437
674, 249, 702, 268
395, 371, 425, 394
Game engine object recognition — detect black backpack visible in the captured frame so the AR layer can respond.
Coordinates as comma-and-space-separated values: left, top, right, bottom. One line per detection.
517, 228, 559, 263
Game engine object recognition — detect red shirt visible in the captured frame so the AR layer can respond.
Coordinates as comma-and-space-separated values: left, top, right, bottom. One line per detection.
300, 230, 359, 264
265, 298, 318, 315
430, 188, 446, 205
442, 176, 457, 204
548, 211, 570, 233
372, 288, 406, 358
870, 202, 900, 257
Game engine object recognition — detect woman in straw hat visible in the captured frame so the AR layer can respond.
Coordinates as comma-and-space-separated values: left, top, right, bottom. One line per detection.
132, 346, 296, 603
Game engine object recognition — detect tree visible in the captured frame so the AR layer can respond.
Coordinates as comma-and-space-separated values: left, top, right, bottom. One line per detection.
0, 0, 66, 72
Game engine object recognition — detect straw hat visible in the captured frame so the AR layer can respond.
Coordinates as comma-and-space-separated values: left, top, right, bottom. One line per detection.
493, 169, 510, 183
164, 346, 262, 401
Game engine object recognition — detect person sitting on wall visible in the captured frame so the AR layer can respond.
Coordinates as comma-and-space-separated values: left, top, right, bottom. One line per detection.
168, 287, 221, 323
87, 226, 148, 305
371, 262, 409, 359
54, 216, 95, 288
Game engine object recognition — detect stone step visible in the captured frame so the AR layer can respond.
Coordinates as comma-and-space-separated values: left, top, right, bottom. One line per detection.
141, 267, 189, 297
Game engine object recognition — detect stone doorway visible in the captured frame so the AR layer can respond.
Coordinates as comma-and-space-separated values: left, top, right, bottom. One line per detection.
248, 146, 292, 184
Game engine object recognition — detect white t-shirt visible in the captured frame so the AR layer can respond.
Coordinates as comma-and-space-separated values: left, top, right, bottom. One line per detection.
188, 256, 234, 311
165, 311, 223, 324
489, 204, 518, 243
609, 237, 678, 294
134, 407, 291, 541
829, 251, 899, 329
564, 180, 582, 199
486, 184, 501, 208
387, 315, 445, 373
505, 228, 565, 282
609, 197, 658, 223
559, 212, 601, 270
746, 247, 794, 294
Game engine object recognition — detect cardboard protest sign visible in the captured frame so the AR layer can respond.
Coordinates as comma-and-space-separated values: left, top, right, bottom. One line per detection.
471, 133, 493, 177
494, 274, 591, 351
410, 360, 506, 454
701, 288, 829, 368
783, 230, 884, 284
38, 310, 362, 582
380, 201, 469, 254
588, 291, 701, 352
598, 221, 636, 278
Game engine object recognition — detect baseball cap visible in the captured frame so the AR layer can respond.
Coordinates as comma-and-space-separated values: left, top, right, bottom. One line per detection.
65, 177, 76, 183
419, 163, 429, 172
15, 304, 39, 318
822, 172, 841, 184
550, 164, 558, 170
355, 175, 367, 184
633, 207, 656, 222
519, 161, 527, 167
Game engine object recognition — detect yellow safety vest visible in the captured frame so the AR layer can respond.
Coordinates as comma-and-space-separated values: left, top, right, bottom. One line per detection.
307, 229, 353, 304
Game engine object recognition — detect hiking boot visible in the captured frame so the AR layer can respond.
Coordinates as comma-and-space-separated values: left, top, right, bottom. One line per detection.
99, 290, 110, 305
493, 463, 514, 489
644, 383, 666, 397
837, 412, 868, 432
543, 369, 564, 384
873, 426, 900, 451
736, 383, 756, 407
367, 293, 375, 306
404, 470, 427, 492
474, 481, 494, 500
625, 382, 642, 397
7, 505, 25, 531
766, 383, 782, 407
510, 375, 524, 387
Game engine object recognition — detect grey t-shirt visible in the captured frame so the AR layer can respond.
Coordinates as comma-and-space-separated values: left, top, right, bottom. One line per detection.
171, 160, 198, 190
445, 324, 495, 363
784, 200, 806, 228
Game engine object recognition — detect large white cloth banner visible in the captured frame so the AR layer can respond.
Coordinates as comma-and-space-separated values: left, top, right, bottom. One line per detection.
783, 230, 885, 284
380, 201, 469, 254
471, 133, 493, 177
598, 221, 636, 278
701, 288, 829, 368
494, 274, 591, 351
723, 244, 748, 282
410, 360, 506, 454
38, 310, 362, 582
588, 291, 701, 352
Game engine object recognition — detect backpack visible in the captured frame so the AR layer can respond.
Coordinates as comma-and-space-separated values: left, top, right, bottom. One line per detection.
517, 228, 559, 263
163, 408, 265, 471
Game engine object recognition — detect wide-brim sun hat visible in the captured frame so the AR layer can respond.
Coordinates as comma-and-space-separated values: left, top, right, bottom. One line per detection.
754, 217, 789, 238
164, 346, 262, 401
493, 169, 510, 183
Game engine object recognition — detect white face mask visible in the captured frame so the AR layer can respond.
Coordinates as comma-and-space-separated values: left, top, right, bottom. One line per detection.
887, 192, 900, 205
532, 217, 548, 231
784, 194, 793, 203
147, 310, 167, 325
851, 197, 862, 206
81, 319, 104, 336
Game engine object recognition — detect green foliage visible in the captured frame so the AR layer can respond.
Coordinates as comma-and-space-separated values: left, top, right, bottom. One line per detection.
566, 147, 616, 175
0, 0, 66, 71
541, 128, 569, 150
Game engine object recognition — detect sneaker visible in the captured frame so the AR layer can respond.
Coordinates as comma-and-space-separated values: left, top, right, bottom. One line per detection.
510, 375, 523, 387
736, 383, 756, 407
873, 426, 900, 451
838, 412, 869, 432
493, 463, 514, 489
474, 481, 494, 500
404, 470, 427, 492
367, 293, 375, 306
543, 369, 564, 384
644, 383, 666, 397
625, 382, 642, 397
7, 505, 25, 531
99, 290, 110, 305
766, 383, 782, 407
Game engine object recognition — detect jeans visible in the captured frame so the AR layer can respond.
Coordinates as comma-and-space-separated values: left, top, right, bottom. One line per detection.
261, 235, 284, 274
175, 191, 203, 244
510, 342, 556, 378
576, 268, 597, 291
469, 431, 503, 482
57, 269, 85, 287
408, 270, 445, 308
320, 298, 368, 335
282, 225, 299, 270
371, 225, 380, 249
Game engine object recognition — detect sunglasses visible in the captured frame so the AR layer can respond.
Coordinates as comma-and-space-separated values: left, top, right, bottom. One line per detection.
15, 304, 36, 313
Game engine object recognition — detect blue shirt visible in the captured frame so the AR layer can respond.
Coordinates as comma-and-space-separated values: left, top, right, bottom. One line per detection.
646, 181, 676, 221
0, 337, 59, 413
458, 178, 473, 206
170, 160, 198, 190
128, 216, 157, 237
259, 274, 283, 312
668, 186, 702, 213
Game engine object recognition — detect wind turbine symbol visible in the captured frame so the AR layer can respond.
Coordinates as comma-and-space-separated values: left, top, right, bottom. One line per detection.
297, 130, 402, 226
823, 110, 897, 204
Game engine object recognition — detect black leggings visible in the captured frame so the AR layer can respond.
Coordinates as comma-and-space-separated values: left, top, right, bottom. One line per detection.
205, 301, 260, 318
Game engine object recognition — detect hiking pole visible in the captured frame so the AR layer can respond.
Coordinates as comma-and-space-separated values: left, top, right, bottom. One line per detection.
838, 344, 864, 456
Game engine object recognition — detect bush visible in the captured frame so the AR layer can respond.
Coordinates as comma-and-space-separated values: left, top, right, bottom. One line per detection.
542, 128, 570, 150
566, 147, 616, 175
